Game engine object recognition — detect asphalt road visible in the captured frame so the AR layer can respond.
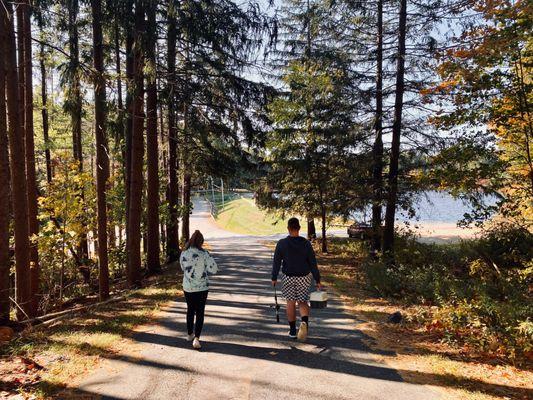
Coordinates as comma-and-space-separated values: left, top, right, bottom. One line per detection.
71, 199, 439, 400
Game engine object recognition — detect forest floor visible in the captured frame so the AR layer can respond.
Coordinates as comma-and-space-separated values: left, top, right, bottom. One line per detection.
311, 239, 532, 400
0, 269, 181, 399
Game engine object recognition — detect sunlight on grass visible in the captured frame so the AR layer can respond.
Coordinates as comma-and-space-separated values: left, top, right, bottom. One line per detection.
215, 197, 287, 235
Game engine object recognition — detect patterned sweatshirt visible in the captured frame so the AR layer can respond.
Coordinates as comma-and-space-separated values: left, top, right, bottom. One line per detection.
180, 247, 218, 292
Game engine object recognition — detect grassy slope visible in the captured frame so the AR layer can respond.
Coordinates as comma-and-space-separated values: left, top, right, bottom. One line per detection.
215, 197, 287, 236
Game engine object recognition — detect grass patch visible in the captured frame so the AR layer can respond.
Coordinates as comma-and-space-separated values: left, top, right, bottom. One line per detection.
0, 272, 181, 399
312, 236, 533, 400
215, 197, 287, 235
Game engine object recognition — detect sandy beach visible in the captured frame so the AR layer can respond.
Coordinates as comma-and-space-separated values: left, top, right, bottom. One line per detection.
399, 221, 480, 244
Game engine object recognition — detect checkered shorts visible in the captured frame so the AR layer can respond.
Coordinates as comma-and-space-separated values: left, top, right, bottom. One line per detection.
281, 273, 312, 302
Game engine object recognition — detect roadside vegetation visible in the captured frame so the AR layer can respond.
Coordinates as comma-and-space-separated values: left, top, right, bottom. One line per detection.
0, 271, 180, 399
315, 231, 532, 400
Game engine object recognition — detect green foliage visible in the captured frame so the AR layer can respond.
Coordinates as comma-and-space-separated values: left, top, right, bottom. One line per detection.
363, 226, 533, 359
426, 0, 533, 225
257, 0, 369, 223
37, 154, 96, 309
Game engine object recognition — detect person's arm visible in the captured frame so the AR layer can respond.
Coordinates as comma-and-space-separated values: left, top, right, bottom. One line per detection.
271, 241, 282, 282
204, 251, 218, 275
307, 241, 321, 285
179, 251, 186, 272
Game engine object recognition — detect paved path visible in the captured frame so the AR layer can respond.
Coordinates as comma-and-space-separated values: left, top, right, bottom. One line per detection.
73, 199, 439, 400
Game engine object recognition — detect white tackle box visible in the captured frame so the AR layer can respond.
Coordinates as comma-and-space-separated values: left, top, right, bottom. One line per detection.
310, 290, 328, 308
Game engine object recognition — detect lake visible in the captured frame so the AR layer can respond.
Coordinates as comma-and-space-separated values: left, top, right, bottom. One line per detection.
354, 191, 496, 225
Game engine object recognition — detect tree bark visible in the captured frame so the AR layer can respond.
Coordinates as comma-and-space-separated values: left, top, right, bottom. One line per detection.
307, 218, 316, 240
0, 12, 12, 323
114, 19, 124, 152
67, 0, 89, 264
39, 39, 52, 183
320, 205, 327, 253
146, 0, 160, 274
383, 0, 407, 255
166, 2, 180, 262
371, 0, 384, 254
181, 41, 191, 243
126, 0, 145, 287
3, 1, 32, 320
124, 0, 134, 270
91, 0, 110, 300
21, 0, 40, 317
181, 172, 191, 242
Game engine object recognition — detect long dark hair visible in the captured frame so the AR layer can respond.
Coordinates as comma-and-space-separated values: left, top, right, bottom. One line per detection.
185, 230, 204, 250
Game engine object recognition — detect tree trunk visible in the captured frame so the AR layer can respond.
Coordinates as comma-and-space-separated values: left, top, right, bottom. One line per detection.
181, 172, 191, 243
181, 41, 191, 243
320, 206, 327, 253
126, 0, 145, 287
146, 0, 160, 274
67, 0, 89, 264
39, 39, 52, 183
383, 0, 407, 255
124, 0, 134, 270
91, 0, 110, 300
21, 0, 40, 317
0, 12, 12, 323
166, 2, 180, 262
371, 0, 384, 254
3, 1, 32, 320
307, 218, 316, 240
114, 19, 124, 152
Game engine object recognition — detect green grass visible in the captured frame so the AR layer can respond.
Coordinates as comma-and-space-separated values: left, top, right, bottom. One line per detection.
215, 197, 287, 236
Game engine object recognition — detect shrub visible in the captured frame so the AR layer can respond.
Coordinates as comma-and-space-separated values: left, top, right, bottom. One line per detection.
363, 223, 533, 360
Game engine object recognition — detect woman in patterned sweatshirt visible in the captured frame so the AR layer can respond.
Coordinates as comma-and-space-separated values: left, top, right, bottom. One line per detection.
180, 230, 218, 349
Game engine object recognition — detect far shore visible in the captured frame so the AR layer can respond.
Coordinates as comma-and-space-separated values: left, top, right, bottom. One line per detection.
398, 221, 480, 244
327, 220, 480, 244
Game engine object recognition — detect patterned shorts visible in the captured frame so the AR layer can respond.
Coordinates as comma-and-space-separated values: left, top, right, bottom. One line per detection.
281, 273, 312, 302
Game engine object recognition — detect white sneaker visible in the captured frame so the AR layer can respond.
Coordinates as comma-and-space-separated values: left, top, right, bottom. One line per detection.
297, 322, 308, 341
187, 333, 195, 341
192, 337, 202, 350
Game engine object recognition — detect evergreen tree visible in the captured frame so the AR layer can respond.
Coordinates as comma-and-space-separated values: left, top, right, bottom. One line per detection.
2, 0, 32, 319
0, 10, 11, 323
174, 0, 275, 239
258, 0, 366, 253
146, 0, 161, 273
91, 0, 110, 299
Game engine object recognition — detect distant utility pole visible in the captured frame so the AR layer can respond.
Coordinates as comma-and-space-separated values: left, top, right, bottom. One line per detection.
210, 176, 215, 203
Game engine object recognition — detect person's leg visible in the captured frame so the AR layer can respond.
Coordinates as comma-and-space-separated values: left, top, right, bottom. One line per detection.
194, 290, 209, 338
286, 300, 297, 335
184, 291, 195, 336
296, 274, 312, 340
298, 301, 310, 321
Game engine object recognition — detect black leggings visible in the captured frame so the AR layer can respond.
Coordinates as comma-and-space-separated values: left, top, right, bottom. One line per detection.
184, 290, 209, 338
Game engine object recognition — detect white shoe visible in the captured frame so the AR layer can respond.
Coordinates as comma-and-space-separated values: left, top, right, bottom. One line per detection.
297, 322, 308, 341
192, 337, 202, 350
187, 333, 195, 341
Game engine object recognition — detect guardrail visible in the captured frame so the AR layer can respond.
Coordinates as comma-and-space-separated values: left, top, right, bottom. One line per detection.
204, 196, 218, 218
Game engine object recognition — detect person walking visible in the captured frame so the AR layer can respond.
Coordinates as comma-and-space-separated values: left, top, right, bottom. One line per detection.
272, 217, 321, 341
180, 230, 218, 349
